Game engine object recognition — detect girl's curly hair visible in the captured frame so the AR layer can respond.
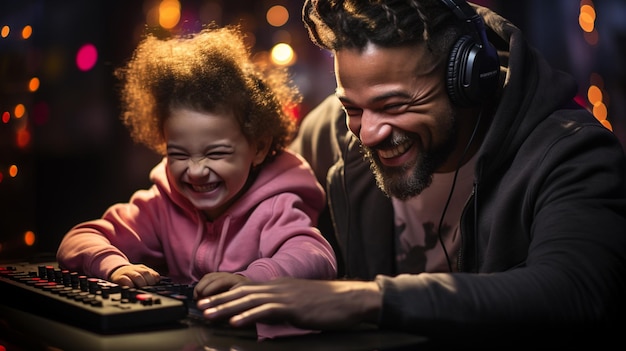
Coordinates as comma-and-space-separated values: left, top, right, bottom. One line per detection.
115, 25, 301, 164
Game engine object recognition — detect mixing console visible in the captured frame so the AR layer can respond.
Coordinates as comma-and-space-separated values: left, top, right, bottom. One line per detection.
0, 261, 189, 333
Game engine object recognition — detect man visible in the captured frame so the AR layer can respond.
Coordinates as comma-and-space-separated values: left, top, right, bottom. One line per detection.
198, 0, 626, 344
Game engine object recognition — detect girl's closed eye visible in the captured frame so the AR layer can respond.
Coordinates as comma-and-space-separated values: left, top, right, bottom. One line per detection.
167, 152, 189, 160
207, 150, 233, 160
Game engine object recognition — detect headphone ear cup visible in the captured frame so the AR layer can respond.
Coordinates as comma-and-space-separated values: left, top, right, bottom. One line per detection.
446, 34, 475, 107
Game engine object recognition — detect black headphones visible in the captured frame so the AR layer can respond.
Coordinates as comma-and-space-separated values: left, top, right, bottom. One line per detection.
439, 0, 500, 106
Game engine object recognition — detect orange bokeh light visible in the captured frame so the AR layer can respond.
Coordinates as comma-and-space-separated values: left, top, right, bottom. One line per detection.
9, 165, 18, 177
24, 231, 36, 246
22, 25, 33, 39
17, 128, 31, 148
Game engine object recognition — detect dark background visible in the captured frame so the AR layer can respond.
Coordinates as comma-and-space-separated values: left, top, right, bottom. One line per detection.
1, 0, 625, 261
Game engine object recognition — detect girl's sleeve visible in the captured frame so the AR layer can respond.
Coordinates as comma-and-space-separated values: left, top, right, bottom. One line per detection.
56, 186, 166, 279
235, 192, 338, 281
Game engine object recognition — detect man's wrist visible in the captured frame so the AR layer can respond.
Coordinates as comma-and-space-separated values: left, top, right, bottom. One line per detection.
360, 281, 383, 324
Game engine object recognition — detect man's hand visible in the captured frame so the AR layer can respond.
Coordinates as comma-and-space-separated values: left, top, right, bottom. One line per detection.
193, 272, 251, 300
197, 278, 382, 330
109, 264, 160, 287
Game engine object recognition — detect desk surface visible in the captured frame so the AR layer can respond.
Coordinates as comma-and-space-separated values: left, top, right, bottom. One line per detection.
0, 304, 428, 351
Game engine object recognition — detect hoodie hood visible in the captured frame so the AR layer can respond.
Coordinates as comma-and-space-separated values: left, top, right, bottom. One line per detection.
473, 4, 579, 177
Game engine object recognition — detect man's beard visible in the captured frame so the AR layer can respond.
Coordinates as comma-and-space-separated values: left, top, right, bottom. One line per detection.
362, 128, 456, 200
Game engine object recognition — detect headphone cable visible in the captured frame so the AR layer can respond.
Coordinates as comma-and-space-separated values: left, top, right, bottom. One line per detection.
438, 109, 483, 272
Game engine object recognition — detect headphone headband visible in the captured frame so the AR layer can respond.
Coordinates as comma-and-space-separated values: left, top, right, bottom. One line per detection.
439, 0, 478, 21
439, 0, 489, 49
438, 0, 500, 106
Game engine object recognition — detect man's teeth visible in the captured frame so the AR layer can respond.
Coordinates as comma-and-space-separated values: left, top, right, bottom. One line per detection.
378, 141, 410, 159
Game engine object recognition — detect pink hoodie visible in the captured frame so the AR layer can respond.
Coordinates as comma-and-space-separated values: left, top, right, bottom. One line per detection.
56, 149, 337, 283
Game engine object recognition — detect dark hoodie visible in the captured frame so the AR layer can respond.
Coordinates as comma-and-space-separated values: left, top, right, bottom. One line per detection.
290, 3, 626, 344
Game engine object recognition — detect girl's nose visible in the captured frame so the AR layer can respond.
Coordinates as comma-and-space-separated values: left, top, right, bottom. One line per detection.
187, 158, 211, 178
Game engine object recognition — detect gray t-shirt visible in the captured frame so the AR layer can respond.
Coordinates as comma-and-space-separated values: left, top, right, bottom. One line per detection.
392, 154, 476, 273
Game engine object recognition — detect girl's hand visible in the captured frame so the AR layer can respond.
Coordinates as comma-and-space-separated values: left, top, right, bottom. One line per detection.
109, 264, 161, 287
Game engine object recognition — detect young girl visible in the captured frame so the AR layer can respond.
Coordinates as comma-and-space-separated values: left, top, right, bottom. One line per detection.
56, 26, 337, 303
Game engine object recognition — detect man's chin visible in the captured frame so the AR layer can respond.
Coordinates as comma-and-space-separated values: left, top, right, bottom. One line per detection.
375, 167, 432, 200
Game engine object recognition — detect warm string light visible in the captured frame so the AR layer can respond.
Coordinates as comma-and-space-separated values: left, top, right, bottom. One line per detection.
0, 19, 39, 254
578, 0, 611, 131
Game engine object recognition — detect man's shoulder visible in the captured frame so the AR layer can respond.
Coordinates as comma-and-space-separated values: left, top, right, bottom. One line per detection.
299, 94, 346, 137
290, 95, 349, 187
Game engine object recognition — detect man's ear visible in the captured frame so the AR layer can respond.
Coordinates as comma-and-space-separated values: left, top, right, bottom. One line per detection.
252, 137, 272, 167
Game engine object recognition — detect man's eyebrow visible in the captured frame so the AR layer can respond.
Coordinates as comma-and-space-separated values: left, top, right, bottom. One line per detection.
335, 90, 413, 106
335, 94, 352, 105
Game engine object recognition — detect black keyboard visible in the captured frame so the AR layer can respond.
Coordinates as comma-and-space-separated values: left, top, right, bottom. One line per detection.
0, 261, 189, 333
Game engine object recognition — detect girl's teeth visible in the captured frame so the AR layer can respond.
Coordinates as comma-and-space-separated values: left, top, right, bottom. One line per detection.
192, 183, 218, 192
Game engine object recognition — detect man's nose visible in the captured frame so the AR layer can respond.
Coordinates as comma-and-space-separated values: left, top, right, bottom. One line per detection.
357, 110, 392, 147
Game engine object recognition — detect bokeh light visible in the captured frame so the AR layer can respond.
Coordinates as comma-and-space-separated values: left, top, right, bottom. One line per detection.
76, 43, 98, 71
266, 5, 289, 27
21, 25, 32, 39
9, 165, 18, 178
17, 127, 31, 148
579, 1, 599, 46
29, 77, 40, 92
586, 72, 611, 130
579, 5, 596, 33
588, 85, 602, 105
14, 104, 25, 118
24, 231, 36, 246
159, 0, 181, 29
271, 43, 295, 66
